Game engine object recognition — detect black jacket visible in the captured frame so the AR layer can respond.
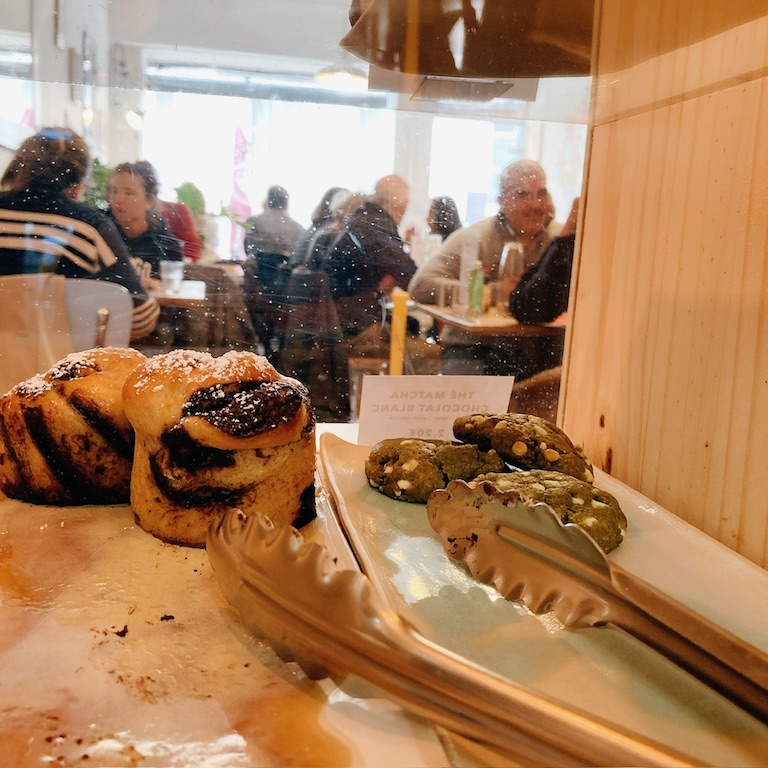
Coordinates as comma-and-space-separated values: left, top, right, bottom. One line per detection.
323, 201, 415, 299
322, 201, 416, 334
510, 233, 575, 324
107, 211, 184, 277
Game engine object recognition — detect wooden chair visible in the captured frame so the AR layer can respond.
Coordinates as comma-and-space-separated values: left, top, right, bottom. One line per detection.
0, 274, 74, 394
508, 365, 562, 422
180, 263, 257, 353
64, 278, 133, 350
280, 267, 346, 419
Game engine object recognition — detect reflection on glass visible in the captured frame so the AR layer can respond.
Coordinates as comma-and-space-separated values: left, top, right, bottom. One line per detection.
0, 0, 589, 423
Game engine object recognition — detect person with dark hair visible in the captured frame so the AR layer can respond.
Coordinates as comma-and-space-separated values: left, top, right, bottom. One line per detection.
106, 160, 184, 277
510, 198, 579, 323
292, 186, 350, 267
323, 174, 416, 336
244, 184, 304, 260
0, 128, 159, 339
427, 195, 462, 240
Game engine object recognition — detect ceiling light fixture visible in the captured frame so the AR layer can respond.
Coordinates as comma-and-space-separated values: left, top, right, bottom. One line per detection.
314, 52, 368, 92
124, 108, 144, 130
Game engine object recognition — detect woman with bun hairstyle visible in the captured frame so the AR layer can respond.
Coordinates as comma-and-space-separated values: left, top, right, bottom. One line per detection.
107, 160, 184, 278
0, 127, 159, 339
427, 195, 462, 240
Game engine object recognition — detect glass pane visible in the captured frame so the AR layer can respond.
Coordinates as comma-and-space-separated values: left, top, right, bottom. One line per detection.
0, 0, 590, 422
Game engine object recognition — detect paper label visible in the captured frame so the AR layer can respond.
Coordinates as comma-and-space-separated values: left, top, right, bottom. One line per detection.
356, 375, 515, 445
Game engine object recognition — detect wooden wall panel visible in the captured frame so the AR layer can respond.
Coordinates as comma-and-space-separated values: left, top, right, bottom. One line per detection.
562, 2, 768, 567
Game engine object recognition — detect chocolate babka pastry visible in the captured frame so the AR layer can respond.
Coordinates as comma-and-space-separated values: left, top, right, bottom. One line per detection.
122, 349, 316, 547
0, 347, 146, 505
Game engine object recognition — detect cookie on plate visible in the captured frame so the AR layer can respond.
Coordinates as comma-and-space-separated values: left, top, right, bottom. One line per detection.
365, 438, 505, 503
453, 413, 593, 483
473, 470, 626, 552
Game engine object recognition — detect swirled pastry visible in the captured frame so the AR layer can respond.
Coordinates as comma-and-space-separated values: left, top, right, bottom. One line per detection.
122, 349, 316, 547
0, 347, 146, 505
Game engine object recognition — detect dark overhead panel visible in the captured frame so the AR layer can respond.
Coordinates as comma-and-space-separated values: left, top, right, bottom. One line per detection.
342, 0, 593, 80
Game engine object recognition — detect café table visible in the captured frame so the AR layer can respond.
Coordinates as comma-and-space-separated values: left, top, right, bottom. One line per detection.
411, 302, 566, 380
1, 422, 767, 766
151, 279, 207, 308
412, 301, 566, 338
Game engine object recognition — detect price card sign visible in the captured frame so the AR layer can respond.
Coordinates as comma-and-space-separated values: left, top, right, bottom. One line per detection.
356, 375, 515, 446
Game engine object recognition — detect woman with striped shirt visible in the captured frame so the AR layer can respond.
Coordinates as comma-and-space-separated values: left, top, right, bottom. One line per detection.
0, 128, 159, 339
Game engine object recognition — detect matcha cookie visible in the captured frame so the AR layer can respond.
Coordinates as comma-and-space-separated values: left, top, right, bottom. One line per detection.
454, 413, 593, 483
365, 438, 505, 503
473, 470, 626, 552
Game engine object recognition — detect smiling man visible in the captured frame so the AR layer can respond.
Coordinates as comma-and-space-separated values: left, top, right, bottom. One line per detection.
408, 159, 560, 379
408, 159, 553, 307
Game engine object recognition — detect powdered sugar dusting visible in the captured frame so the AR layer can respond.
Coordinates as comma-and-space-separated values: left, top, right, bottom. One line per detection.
13, 374, 50, 398
129, 349, 277, 393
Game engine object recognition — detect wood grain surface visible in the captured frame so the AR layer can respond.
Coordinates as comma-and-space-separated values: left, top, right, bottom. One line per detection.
562, 1, 768, 567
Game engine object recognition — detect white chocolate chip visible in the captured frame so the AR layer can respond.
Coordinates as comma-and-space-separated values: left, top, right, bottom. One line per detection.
543, 448, 560, 462
511, 441, 528, 456
397, 479, 412, 490
401, 459, 418, 472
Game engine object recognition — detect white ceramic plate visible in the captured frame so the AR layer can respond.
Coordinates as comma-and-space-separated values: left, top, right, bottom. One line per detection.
319, 432, 768, 767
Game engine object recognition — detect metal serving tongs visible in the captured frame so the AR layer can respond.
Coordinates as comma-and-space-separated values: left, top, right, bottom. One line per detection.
426, 480, 768, 726
207, 504, 705, 767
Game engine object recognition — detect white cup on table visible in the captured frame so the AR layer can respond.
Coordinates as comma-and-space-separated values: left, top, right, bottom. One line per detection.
159, 260, 184, 294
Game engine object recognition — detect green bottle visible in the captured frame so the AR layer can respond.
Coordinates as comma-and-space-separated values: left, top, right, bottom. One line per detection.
469, 260, 484, 317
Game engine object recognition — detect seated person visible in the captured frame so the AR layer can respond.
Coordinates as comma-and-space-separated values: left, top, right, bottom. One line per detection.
106, 160, 184, 277
510, 232, 575, 324
0, 128, 159, 340
323, 174, 416, 336
408, 160, 553, 307
303, 192, 369, 271
292, 186, 350, 268
158, 197, 202, 262
428, 195, 462, 241
408, 160, 555, 379
244, 185, 304, 260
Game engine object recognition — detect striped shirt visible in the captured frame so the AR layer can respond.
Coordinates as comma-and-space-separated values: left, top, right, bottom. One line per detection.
0, 189, 159, 339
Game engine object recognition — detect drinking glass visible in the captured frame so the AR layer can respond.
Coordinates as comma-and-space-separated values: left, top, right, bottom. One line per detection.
160, 260, 184, 294
495, 242, 524, 314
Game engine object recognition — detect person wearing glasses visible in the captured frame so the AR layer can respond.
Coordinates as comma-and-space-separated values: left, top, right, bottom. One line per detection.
408, 159, 557, 378
409, 159, 553, 307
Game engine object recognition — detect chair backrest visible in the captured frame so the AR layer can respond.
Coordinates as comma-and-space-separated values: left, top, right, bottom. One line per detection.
254, 252, 291, 299
0, 273, 74, 394
64, 278, 133, 351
